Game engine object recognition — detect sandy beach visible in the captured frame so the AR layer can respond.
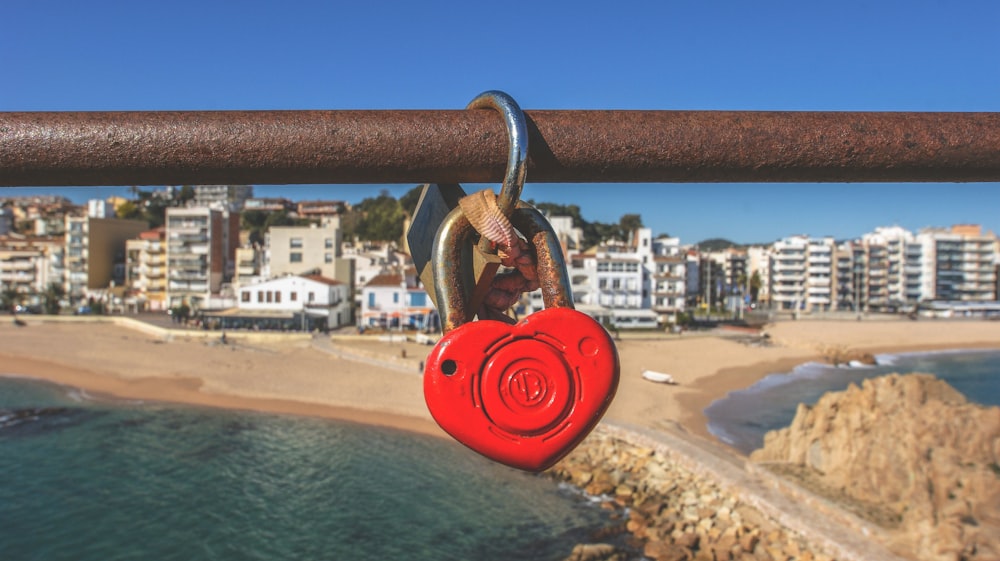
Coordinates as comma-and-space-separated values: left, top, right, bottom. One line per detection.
2, 316, 999, 452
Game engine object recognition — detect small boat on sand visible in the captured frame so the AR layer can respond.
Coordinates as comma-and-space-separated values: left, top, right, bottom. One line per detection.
641, 370, 677, 385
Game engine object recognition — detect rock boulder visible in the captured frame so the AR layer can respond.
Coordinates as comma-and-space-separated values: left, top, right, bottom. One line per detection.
751, 373, 1000, 560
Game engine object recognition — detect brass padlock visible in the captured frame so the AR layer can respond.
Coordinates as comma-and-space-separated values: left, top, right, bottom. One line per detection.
406, 183, 502, 311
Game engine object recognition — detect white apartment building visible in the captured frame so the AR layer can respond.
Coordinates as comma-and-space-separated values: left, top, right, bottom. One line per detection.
805, 237, 834, 311
858, 226, 913, 310
569, 228, 659, 329
234, 274, 351, 330
165, 207, 238, 309
0, 235, 64, 302
340, 240, 408, 306
770, 235, 835, 311
769, 236, 806, 310
359, 271, 435, 331
125, 228, 168, 312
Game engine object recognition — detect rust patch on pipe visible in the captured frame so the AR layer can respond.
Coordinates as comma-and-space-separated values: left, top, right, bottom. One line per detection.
2, 110, 999, 185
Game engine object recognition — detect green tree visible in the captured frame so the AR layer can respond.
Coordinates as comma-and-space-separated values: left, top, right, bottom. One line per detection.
178, 185, 196, 204
42, 282, 65, 315
116, 200, 142, 220
1, 287, 22, 312
141, 197, 171, 228
355, 191, 405, 242
618, 213, 644, 240
399, 185, 424, 217
749, 270, 762, 303
240, 210, 306, 246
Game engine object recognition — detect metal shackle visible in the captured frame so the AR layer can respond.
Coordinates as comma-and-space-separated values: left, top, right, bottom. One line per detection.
432, 204, 574, 334
465, 90, 529, 219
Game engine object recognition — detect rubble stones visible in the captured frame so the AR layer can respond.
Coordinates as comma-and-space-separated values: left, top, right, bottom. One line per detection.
551, 429, 828, 561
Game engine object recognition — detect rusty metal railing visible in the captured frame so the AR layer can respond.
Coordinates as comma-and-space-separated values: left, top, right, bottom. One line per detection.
2, 110, 999, 186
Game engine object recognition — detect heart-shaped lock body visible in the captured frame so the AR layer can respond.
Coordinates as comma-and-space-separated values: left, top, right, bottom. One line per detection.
424, 307, 619, 472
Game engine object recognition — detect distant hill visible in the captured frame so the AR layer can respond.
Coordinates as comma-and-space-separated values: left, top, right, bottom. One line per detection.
696, 238, 740, 251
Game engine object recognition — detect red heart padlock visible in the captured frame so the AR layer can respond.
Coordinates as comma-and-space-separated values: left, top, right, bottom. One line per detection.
424, 307, 619, 472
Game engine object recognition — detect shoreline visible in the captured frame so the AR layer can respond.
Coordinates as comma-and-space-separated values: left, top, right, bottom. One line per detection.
5, 317, 1000, 560
3, 318, 1000, 452
0, 354, 447, 439
686, 339, 1000, 453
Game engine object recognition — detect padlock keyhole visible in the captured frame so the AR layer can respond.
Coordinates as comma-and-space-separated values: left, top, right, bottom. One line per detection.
441, 359, 458, 376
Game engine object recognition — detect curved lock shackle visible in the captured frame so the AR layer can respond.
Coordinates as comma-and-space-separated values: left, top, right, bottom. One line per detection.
432, 203, 574, 334
465, 90, 529, 218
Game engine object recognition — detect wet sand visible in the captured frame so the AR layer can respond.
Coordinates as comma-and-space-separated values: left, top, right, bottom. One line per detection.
2, 317, 999, 448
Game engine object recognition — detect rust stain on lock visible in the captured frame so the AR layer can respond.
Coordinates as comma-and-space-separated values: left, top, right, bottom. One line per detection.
433, 204, 575, 335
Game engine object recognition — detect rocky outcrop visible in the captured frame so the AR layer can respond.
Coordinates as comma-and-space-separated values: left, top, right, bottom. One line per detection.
751, 373, 1000, 561
548, 430, 834, 561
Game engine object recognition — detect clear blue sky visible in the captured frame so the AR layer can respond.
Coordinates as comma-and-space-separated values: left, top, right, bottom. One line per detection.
4, 1, 999, 243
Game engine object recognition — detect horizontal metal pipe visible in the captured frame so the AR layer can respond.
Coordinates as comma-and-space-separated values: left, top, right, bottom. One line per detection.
2, 110, 999, 186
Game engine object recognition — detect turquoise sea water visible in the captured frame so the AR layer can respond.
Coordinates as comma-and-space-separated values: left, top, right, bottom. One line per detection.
0, 377, 614, 561
705, 348, 1000, 455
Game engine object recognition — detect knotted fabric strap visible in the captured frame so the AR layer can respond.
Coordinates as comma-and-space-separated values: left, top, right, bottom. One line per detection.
457, 189, 540, 322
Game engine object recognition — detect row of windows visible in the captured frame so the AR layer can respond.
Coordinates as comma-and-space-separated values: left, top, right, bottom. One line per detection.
596, 262, 640, 273
366, 292, 428, 307
289, 252, 335, 263
289, 237, 336, 249
241, 290, 317, 303
599, 278, 639, 290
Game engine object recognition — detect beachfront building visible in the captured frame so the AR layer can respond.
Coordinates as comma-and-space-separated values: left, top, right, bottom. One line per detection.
263, 218, 354, 319
858, 226, 913, 311
804, 237, 834, 312
904, 236, 935, 304
769, 236, 808, 311
745, 246, 771, 306
684, 249, 700, 308
124, 228, 168, 312
0, 235, 65, 306
833, 241, 866, 311
769, 235, 836, 312
359, 271, 436, 331
215, 274, 351, 331
695, 252, 726, 310
64, 215, 148, 304
340, 240, 408, 308
567, 228, 659, 329
925, 225, 998, 302
165, 207, 240, 310
233, 246, 263, 288
650, 236, 686, 322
